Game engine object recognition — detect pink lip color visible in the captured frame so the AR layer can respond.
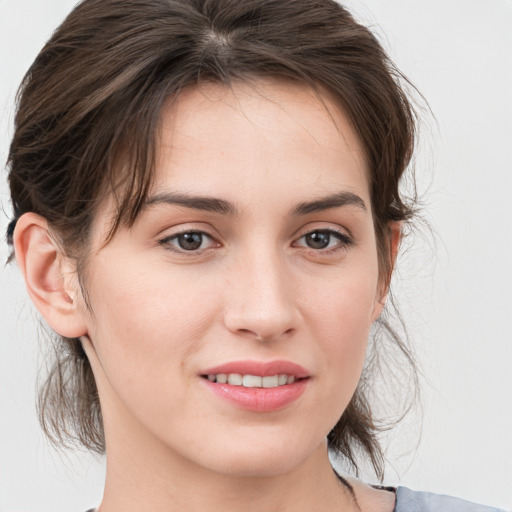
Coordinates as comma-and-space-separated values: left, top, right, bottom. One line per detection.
200, 360, 310, 413
202, 360, 310, 378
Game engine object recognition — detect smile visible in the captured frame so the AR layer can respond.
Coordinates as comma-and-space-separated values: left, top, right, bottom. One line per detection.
205, 373, 297, 387
200, 360, 310, 412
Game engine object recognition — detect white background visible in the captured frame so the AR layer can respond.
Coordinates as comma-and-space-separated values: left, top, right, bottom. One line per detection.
0, 1, 511, 511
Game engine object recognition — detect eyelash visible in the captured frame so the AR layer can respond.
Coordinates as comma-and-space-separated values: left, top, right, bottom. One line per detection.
158, 228, 353, 255
293, 228, 353, 254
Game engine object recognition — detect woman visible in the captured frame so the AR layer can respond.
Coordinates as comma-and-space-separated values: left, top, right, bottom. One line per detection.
4, 0, 507, 511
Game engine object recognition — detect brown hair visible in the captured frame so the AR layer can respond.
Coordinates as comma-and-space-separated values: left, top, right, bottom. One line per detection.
7, 0, 418, 478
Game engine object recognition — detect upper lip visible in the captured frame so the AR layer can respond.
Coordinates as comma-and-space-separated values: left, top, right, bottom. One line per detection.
201, 360, 310, 378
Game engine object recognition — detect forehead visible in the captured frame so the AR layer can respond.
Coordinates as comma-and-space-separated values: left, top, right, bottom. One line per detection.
152, 79, 368, 199
92, 79, 370, 244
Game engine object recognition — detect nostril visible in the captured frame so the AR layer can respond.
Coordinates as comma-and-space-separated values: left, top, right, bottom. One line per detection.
236, 327, 296, 342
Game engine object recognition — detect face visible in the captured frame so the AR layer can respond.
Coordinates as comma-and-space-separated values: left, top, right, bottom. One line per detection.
79, 80, 385, 478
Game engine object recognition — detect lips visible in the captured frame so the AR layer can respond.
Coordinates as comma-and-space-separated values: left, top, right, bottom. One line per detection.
200, 360, 310, 412
202, 360, 309, 378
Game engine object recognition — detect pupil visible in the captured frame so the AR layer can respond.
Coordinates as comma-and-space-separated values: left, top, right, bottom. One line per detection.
306, 231, 330, 249
178, 232, 202, 250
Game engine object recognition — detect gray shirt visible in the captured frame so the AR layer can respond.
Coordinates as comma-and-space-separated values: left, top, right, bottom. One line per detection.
394, 487, 507, 512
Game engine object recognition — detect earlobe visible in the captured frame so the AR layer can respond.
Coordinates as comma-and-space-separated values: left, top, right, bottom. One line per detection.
13, 212, 88, 338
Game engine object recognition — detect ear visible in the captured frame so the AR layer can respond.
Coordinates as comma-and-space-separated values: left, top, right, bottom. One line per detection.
371, 221, 402, 322
13, 212, 88, 338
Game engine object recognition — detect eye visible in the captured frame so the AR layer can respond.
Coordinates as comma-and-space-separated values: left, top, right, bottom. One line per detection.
159, 231, 216, 252
294, 229, 352, 251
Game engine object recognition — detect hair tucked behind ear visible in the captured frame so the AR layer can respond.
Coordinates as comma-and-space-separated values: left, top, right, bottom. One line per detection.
7, 0, 421, 479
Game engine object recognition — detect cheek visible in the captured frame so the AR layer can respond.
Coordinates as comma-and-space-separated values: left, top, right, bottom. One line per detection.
308, 256, 379, 327
81, 261, 225, 438
304, 261, 380, 378
323, 289, 374, 361
83, 259, 220, 383
291, 273, 378, 440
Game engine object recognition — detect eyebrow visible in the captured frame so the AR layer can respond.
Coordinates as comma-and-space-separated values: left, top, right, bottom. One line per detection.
144, 190, 366, 216
292, 191, 367, 215
144, 192, 238, 215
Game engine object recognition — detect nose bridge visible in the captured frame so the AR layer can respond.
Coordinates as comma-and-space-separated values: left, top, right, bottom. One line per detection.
224, 240, 298, 340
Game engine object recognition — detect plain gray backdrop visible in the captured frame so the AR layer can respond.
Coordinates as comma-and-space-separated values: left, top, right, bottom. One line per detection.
1, 1, 511, 511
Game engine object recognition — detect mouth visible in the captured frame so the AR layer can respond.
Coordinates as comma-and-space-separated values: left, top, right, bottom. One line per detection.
199, 360, 310, 412
201, 373, 304, 387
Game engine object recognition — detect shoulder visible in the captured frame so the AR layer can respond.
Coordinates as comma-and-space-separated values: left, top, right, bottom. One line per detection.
345, 477, 508, 512
395, 487, 508, 512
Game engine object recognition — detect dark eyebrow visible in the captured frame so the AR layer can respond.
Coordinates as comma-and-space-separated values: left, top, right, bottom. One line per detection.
144, 192, 237, 215
292, 191, 367, 215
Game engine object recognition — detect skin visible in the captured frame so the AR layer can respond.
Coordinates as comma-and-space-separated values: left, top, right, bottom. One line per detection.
15, 80, 397, 512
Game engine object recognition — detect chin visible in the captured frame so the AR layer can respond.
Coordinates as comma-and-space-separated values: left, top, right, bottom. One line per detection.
194, 431, 326, 479
208, 454, 306, 479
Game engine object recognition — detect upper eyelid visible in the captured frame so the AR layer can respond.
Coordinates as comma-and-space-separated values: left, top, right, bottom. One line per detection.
295, 228, 352, 243
159, 230, 215, 242
294, 225, 353, 241
157, 223, 219, 240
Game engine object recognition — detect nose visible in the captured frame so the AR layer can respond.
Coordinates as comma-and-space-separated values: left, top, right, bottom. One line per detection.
223, 249, 300, 342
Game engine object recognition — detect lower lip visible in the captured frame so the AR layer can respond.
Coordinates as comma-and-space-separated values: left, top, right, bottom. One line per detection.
202, 379, 308, 412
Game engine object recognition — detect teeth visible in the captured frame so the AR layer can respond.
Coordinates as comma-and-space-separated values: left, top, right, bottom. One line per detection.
227, 373, 243, 386
262, 375, 278, 388
243, 375, 262, 387
207, 373, 298, 388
